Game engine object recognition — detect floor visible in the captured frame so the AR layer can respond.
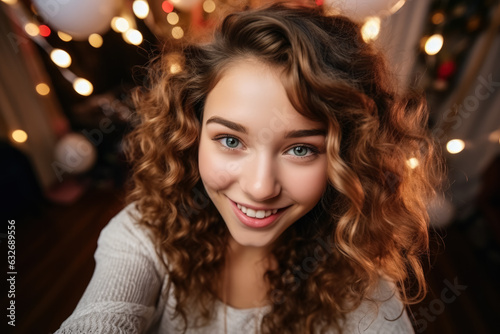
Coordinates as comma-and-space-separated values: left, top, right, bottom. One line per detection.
2, 185, 498, 334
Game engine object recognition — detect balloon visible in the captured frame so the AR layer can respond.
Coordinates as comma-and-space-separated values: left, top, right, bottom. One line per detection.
33, 0, 121, 40
55, 133, 97, 174
169, 0, 203, 12
324, 0, 406, 21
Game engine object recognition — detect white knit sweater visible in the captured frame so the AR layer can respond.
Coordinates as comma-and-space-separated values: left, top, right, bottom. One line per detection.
55, 203, 414, 333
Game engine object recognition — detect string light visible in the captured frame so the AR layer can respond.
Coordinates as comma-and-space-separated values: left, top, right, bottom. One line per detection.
446, 139, 465, 154
36, 83, 50, 95
203, 0, 216, 13
133, 0, 149, 19
12, 130, 28, 143
407, 157, 419, 169
50, 49, 72, 68
73, 78, 93, 96
167, 12, 179, 25
111, 17, 130, 33
124, 29, 143, 45
361, 17, 380, 42
424, 34, 444, 55
171, 26, 184, 39
57, 31, 72, 42
39, 25, 51, 37
88, 33, 103, 48
24, 23, 39, 36
162, 1, 174, 13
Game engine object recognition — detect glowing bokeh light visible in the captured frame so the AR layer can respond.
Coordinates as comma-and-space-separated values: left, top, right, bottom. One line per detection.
36, 83, 50, 95
446, 139, 465, 154
50, 49, 72, 68
39, 25, 51, 37
111, 17, 129, 33
133, 0, 149, 19
167, 12, 179, 25
203, 0, 216, 13
58, 31, 72, 41
171, 26, 184, 39
12, 129, 28, 143
88, 33, 103, 48
24, 23, 39, 36
162, 1, 174, 13
361, 17, 380, 42
406, 157, 419, 169
425, 34, 444, 55
73, 78, 93, 96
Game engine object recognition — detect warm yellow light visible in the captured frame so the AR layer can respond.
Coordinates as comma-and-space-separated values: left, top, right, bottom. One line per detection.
2, 0, 18, 5
167, 12, 179, 25
406, 157, 419, 169
361, 17, 380, 42
172, 26, 184, 39
203, 0, 216, 13
123, 29, 143, 45
170, 63, 181, 74
12, 129, 28, 143
133, 0, 149, 19
57, 31, 73, 41
24, 23, 39, 37
36, 83, 50, 95
446, 139, 465, 154
88, 33, 103, 48
50, 49, 72, 68
424, 34, 444, 55
111, 17, 129, 33
432, 11, 445, 25
73, 78, 93, 96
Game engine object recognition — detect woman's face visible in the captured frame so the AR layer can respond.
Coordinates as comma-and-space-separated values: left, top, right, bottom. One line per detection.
198, 59, 328, 249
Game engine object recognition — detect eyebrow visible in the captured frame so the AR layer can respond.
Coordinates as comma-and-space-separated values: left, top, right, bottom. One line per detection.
205, 116, 326, 138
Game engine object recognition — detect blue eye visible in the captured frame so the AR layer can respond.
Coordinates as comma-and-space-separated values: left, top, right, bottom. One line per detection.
286, 145, 316, 158
217, 136, 241, 149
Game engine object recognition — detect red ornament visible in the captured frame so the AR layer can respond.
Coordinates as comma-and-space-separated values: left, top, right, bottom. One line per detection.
437, 60, 456, 80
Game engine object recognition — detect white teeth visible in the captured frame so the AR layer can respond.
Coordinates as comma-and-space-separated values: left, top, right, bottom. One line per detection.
236, 203, 279, 219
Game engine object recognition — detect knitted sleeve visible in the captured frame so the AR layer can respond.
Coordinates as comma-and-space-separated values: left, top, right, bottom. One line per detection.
55, 204, 165, 334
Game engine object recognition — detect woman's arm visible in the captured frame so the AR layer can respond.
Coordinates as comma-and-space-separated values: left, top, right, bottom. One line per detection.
55, 204, 165, 333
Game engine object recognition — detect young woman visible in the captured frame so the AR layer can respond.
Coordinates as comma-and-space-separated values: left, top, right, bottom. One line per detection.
57, 2, 442, 333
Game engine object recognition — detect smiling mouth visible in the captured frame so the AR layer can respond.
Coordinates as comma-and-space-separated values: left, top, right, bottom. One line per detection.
236, 203, 278, 219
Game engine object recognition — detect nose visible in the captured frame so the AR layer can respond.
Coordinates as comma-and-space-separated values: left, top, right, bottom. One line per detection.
240, 153, 281, 202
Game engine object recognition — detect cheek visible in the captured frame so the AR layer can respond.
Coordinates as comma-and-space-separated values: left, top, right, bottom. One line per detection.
283, 161, 328, 205
198, 142, 239, 191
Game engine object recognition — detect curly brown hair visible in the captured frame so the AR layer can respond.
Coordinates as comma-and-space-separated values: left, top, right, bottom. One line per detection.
124, 2, 443, 333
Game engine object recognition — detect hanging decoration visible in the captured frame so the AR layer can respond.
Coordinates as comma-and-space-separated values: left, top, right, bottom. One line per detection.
32, 0, 121, 40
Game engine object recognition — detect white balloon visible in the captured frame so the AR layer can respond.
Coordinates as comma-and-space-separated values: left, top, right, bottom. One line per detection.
324, 0, 406, 21
169, 0, 203, 11
33, 0, 121, 40
55, 133, 97, 174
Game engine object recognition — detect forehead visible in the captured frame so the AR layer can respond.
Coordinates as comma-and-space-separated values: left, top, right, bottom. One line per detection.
203, 60, 323, 132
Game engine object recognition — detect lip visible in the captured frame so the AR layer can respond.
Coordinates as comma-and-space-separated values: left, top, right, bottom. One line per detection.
229, 199, 287, 229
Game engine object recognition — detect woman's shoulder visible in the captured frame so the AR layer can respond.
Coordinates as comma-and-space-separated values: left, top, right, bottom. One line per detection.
343, 277, 414, 333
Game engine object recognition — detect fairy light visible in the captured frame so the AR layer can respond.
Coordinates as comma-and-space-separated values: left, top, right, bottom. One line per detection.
171, 26, 184, 39
167, 12, 179, 25
361, 17, 380, 42
24, 23, 39, 36
162, 1, 174, 13
57, 31, 72, 42
124, 29, 143, 45
446, 139, 465, 154
170, 63, 181, 74
133, 0, 149, 19
12, 130, 28, 143
424, 34, 444, 55
36, 83, 50, 95
432, 11, 445, 25
203, 0, 216, 13
39, 25, 51, 37
50, 49, 72, 68
406, 157, 419, 169
111, 17, 129, 33
88, 33, 103, 48
73, 78, 93, 96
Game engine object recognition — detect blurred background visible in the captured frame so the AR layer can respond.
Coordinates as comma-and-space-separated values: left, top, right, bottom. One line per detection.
0, 0, 499, 333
